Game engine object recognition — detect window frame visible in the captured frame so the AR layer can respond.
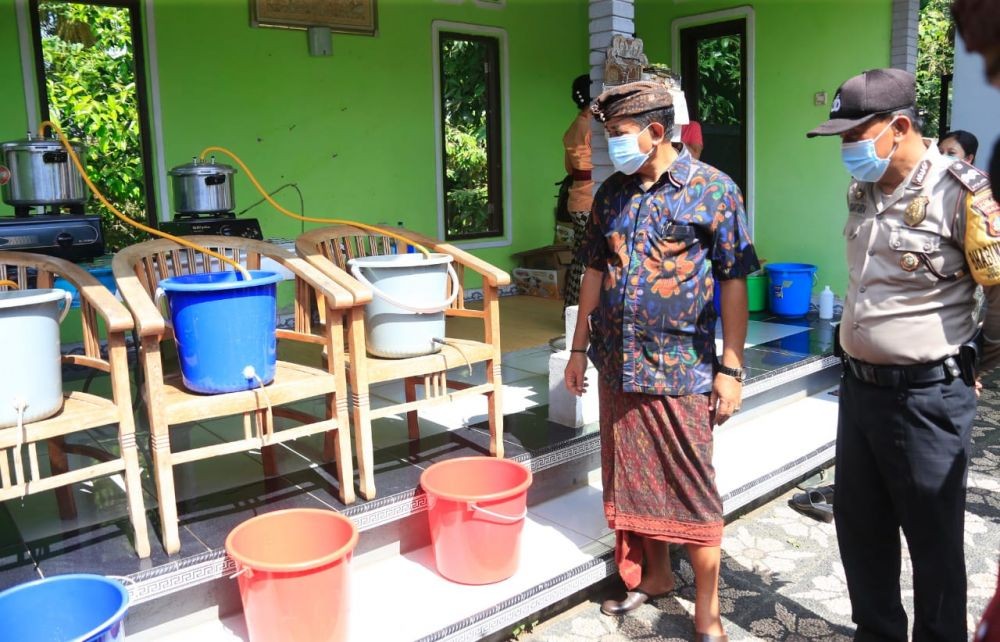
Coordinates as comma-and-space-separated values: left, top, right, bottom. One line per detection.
432, 21, 512, 248
27, 0, 159, 226
671, 6, 756, 239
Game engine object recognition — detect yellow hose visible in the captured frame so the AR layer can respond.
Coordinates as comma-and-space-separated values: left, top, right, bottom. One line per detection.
0, 280, 18, 289
38, 121, 251, 280
198, 146, 431, 257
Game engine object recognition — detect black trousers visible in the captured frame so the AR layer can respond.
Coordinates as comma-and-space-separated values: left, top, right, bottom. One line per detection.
835, 370, 975, 642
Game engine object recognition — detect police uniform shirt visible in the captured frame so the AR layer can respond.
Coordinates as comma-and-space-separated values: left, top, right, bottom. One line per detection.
840, 141, 990, 365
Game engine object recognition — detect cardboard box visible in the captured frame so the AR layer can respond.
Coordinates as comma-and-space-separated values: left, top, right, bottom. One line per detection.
513, 268, 560, 299
512, 244, 575, 297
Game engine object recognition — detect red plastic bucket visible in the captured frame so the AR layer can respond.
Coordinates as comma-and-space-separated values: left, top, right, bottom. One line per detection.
420, 457, 532, 584
225, 509, 359, 642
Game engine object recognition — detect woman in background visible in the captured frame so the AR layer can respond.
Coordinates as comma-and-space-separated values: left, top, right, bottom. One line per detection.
939, 129, 979, 163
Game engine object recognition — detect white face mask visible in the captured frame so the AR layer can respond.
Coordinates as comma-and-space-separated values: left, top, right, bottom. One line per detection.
607, 125, 652, 175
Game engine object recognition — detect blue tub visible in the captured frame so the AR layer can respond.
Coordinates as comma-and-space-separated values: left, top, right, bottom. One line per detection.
158, 270, 281, 394
0, 574, 129, 641
54, 267, 117, 309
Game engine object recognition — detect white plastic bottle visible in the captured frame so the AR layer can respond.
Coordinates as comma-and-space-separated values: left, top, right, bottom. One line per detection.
819, 285, 834, 320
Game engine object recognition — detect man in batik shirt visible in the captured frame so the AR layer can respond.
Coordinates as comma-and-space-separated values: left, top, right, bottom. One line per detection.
565, 82, 758, 641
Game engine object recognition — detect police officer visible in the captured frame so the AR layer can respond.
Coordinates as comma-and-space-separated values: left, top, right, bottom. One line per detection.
807, 68, 1000, 642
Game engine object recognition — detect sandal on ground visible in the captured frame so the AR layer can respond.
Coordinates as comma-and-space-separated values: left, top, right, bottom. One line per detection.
787, 485, 834, 523
600, 587, 673, 616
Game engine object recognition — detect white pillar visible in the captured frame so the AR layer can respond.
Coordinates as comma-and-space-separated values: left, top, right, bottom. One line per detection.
951, 34, 1000, 171
589, 0, 635, 185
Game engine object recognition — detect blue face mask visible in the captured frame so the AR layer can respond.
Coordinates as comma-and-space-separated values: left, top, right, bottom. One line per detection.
607, 125, 652, 175
840, 118, 898, 182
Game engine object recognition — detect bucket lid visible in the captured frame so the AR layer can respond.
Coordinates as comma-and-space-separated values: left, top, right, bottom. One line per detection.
158, 270, 281, 292
347, 252, 453, 269
0, 288, 68, 310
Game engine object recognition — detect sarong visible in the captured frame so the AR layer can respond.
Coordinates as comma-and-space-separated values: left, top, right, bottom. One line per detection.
598, 378, 724, 589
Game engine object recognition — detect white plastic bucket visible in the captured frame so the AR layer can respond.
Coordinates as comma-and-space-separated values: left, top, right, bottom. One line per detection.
0, 288, 72, 427
348, 253, 459, 358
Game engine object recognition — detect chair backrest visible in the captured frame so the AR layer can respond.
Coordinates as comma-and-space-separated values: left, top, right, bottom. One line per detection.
112, 235, 268, 299
0, 252, 129, 373
296, 225, 465, 311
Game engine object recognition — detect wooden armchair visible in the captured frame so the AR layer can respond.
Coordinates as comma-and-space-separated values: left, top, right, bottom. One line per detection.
296, 225, 510, 500
113, 236, 357, 554
0, 252, 150, 558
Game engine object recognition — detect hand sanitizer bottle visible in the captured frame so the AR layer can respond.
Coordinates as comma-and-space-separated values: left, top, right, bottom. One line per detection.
819, 285, 834, 320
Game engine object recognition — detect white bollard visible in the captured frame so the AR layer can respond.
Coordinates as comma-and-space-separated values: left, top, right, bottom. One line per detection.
548, 350, 600, 429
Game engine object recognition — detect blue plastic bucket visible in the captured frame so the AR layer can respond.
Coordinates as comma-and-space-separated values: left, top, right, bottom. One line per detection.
0, 574, 129, 641
158, 270, 281, 394
764, 263, 817, 317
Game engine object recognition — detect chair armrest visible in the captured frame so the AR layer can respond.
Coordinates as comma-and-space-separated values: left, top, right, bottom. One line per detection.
111, 259, 167, 338
45, 261, 135, 334
294, 239, 374, 306
377, 226, 512, 288
280, 254, 360, 310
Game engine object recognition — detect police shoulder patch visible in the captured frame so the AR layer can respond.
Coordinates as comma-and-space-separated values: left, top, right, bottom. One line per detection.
947, 160, 991, 194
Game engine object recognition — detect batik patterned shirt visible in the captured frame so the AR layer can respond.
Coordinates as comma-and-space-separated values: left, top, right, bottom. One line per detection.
579, 150, 759, 395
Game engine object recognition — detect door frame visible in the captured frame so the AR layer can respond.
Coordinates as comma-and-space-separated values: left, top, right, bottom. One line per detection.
671, 6, 755, 238
431, 20, 513, 250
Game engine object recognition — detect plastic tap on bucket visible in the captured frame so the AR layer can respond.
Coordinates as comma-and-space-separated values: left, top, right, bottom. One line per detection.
349, 253, 459, 314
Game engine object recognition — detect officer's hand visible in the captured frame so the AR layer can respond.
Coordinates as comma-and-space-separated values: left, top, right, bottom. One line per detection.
711, 373, 742, 425
976, 376, 983, 398
564, 353, 588, 397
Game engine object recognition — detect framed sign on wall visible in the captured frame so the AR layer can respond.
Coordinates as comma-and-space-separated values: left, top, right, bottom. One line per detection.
250, 0, 378, 36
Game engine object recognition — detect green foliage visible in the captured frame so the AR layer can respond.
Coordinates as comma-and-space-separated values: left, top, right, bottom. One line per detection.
916, 0, 954, 138
38, 2, 148, 251
441, 36, 491, 238
697, 36, 742, 127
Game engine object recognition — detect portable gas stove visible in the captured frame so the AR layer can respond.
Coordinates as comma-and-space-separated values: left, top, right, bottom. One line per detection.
0, 134, 105, 261
159, 157, 262, 240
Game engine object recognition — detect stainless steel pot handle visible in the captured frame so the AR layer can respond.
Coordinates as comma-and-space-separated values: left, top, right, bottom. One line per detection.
42, 151, 68, 164
204, 174, 226, 186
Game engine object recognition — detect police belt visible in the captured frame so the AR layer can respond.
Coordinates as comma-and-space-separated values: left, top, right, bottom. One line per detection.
842, 353, 961, 387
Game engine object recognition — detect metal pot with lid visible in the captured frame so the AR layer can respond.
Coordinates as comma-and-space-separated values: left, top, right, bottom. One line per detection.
169, 157, 237, 215
0, 133, 88, 206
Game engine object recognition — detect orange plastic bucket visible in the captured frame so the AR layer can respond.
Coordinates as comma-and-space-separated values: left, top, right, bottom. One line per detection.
420, 457, 532, 584
225, 508, 359, 642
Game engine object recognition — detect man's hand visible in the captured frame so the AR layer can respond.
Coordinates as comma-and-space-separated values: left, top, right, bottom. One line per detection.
710, 373, 742, 425
564, 353, 588, 396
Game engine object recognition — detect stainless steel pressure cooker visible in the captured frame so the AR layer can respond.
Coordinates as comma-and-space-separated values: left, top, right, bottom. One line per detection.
0, 133, 88, 206
168, 157, 237, 215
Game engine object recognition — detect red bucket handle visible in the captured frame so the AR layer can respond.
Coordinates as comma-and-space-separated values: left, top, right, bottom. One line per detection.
467, 502, 527, 523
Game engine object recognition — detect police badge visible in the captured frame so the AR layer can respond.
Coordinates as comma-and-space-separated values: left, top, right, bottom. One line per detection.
904, 196, 928, 226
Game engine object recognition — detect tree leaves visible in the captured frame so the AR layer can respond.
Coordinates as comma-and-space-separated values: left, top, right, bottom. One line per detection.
38, 1, 147, 250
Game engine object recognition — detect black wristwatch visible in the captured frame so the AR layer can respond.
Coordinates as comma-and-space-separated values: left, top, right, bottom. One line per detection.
715, 362, 746, 383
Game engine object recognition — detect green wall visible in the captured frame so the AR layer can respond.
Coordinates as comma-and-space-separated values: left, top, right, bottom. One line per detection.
149, 0, 588, 280
637, 0, 893, 296
0, 0, 589, 283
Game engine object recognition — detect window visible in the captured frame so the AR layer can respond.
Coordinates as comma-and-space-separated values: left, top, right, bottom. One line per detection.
679, 19, 748, 194
30, 0, 157, 249
438, 31, 503, 241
